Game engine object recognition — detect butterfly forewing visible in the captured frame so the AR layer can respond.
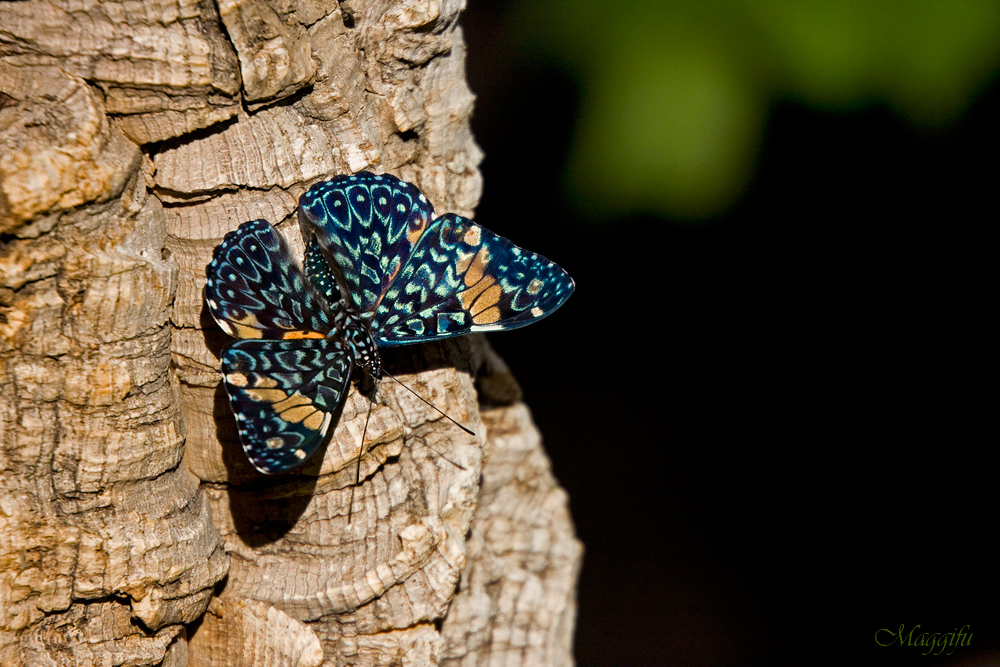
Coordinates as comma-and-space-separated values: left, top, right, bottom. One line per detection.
372, 213, 575, 345
221, 338, 352, 473
298, 173, 435, 319
206, 219, 332, 339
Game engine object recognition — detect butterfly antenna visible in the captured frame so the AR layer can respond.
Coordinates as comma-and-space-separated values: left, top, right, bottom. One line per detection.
384, 371, 475, 436
348, 381, 377, 525
383, 372, 471, 471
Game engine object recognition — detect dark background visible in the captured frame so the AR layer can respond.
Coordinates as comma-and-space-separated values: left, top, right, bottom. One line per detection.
461, 2, 999, 666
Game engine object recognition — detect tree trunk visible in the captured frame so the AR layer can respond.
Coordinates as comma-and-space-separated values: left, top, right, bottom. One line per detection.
0, 1, 581, 666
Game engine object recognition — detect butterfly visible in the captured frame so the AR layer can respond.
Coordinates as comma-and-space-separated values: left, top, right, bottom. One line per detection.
205, 171, 574, 474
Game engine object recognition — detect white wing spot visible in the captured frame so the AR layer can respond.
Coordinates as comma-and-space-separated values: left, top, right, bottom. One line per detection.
265, 437, 284, 449
463, 226, 481, 245
293, 449, 307, 460
531, 307, 544, 317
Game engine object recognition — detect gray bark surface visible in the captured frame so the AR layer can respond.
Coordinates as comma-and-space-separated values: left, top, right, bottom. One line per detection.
0, 2, 581, 665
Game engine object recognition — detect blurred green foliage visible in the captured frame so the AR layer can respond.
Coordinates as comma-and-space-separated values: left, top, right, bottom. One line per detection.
514, 0, 1000, 218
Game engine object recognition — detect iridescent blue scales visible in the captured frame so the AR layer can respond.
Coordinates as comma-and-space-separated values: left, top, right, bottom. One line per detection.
205, 171, 574, 473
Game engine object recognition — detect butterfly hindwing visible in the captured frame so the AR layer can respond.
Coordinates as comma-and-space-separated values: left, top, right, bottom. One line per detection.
298, 173, 434, 318
372, 213, 576, 345
206, 219, 332, 340
221, 337, 352, 473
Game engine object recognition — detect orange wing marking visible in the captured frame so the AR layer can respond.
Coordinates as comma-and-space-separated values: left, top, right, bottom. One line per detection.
244, 386, 329, 431
457, 247, 498, 311
471, 284, 502, 316
473, 306, 502, 325
245, 387, 328, 431
281, 405, 318, 424
282, 330, 326, 340
228, 312, 265, 339
463, 247, 491, 287
245, 388, 287, 403
271, 393, 312, 412
303, 411, 329, 431
457, 275, 497, 311
407, 216, 429, 245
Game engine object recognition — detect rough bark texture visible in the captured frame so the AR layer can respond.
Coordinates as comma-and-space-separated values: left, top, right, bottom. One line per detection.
0, 1, 581, 666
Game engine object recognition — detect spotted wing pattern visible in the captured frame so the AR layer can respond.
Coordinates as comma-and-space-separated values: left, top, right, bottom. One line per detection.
206, 219, 332, 340
371, 213, 576, 345
298, 173, 434, 320
221, 338, 351, 473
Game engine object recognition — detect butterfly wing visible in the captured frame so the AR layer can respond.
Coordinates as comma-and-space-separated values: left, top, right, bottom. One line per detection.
372, 213, 575, 345
298, 172, 434, 319
206, 219, 332, 339
221, 338, 352, 473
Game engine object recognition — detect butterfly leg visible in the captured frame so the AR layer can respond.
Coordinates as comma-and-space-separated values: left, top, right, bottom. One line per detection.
348, 376, 380, 524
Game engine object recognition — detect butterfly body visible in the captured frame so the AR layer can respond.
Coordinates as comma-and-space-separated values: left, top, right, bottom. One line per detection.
331, 300, 383, 381
206, 172, 573, 474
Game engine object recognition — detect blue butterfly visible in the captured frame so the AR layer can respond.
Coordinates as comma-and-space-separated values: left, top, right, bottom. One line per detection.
205, 172, 574, 474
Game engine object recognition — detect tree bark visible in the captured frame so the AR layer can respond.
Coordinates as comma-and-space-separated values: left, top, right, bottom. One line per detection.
1, 1, 581, 666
